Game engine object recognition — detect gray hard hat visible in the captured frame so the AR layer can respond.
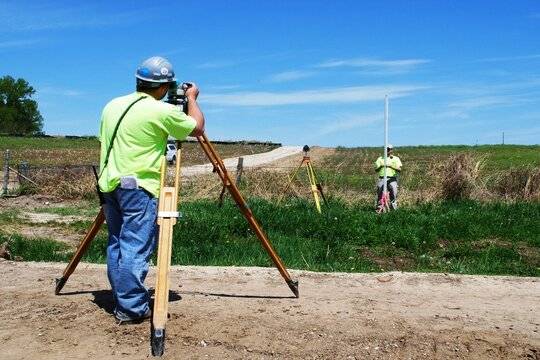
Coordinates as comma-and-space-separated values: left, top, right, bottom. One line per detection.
135, 56, 176, 84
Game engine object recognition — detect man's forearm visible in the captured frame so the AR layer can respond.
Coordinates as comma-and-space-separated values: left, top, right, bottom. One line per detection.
187, 97, 205, 136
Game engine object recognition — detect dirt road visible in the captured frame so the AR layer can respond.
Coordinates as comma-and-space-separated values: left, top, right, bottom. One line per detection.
181, 146, 303, 177
1, 261, 538, 359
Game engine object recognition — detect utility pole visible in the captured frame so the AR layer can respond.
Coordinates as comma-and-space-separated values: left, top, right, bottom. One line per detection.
502, 131, 505, 145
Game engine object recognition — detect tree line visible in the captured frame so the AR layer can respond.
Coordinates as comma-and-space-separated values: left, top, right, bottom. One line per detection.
0, 75, 43, 135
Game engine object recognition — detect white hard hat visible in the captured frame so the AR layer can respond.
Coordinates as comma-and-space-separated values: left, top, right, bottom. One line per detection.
387, 144, 394, 149
136, 56, 176, 85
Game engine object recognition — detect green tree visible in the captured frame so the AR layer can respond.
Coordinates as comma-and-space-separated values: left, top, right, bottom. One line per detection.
0, 76, 43, 135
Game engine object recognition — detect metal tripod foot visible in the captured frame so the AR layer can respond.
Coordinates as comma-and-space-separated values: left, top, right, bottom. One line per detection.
151, 328, 166, 357
55, 277, 67, 295
287, 280, 299, 298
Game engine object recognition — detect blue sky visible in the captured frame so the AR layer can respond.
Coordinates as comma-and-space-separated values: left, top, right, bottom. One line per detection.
1, 1, 539, 146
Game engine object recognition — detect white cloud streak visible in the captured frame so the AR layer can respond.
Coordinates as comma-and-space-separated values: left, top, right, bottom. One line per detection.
476, 54, 540, 62
38, 86, 84, 97
0, 3, 146, 32
317, 58, 431, 74
267, 70, 316, 83
447, 95, 531, 110
196, 61, 239, 69
0, 39, 41, 49
201, 84, 427, 107
317, 114, 380, 136
206, 84, 241, 91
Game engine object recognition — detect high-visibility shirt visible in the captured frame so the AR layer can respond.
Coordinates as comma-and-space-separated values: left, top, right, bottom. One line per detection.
98, 92, 196, 197
375, 156, 402, 178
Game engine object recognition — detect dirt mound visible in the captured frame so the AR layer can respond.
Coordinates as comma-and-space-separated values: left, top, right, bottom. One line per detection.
0, 261, 538, 359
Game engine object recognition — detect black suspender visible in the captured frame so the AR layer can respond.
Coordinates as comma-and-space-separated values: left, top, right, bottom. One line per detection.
98, 96, 146, 180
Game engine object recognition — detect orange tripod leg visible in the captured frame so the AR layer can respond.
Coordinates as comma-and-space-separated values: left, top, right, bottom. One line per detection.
196, 134, 299, 297
55, 207, 105, 294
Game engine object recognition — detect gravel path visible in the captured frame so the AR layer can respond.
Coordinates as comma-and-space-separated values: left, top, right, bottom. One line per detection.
181, 146, 303, 177
1, 261, 538, 359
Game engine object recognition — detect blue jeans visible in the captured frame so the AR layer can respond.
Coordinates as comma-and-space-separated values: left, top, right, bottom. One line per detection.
103, 187, 157, 319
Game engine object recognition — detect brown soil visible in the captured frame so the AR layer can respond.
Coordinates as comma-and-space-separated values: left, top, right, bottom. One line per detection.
0, 261, 538, 359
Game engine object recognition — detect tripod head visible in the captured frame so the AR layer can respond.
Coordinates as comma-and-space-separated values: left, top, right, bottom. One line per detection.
303, 145, 310, 157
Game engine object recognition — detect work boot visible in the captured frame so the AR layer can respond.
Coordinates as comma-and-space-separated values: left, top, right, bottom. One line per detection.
115, 309, 151, 325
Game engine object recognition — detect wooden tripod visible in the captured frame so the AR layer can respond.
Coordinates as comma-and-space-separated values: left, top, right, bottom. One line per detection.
278, 151, 327, 213
54, 133, 299, 356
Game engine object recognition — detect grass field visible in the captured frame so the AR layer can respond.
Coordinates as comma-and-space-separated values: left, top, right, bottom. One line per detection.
0, 136, 279, 166
312, 144, 540, 202
2, 138, 538, 201
2, 198, 538, 276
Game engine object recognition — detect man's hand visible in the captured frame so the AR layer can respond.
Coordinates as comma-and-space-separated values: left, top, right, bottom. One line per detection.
185, 82, 199, 100
185, 82, 205, 137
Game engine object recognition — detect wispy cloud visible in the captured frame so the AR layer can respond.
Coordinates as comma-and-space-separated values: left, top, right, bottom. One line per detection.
38, 86, 84, 97
476, 54, 540, 62
0, 39, 41, 49
194, 51, 297, 70
0, 3, 147, 32
196, 60, 239, 69
267, 70, 316, 83
317, 114, 380, 136
202, 84, 427, 107
447, 93, 535, 111
206, 84, 241, 91
317, 57, 431, 74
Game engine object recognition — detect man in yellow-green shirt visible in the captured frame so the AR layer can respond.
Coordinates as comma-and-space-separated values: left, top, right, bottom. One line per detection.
374, 144, 402, 210
98, 56, 204, 323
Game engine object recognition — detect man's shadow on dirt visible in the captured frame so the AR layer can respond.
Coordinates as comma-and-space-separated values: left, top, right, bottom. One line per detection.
59, 289, 182, 315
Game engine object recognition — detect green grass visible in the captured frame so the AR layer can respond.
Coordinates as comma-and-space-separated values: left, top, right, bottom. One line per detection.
318, 144, 540, 194
2, 199, 538, 276
0, 233, 71, 262
329, 145, 540, 170
0, 209, 21, 224
32, 204, 100, 217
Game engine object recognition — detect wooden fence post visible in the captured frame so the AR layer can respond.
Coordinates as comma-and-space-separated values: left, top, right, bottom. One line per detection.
236, 157, 244, 185
2, 150, 10, 196
18, 161, 29, 184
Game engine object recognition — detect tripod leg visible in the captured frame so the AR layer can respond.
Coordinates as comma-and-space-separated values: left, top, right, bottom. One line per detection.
309, 163, 327, 204
277, 161, 304, 205
55, 207, 105, 294
151, 150, 182, 357
306, 163, 322, 214
197, 134, 299, 297
151, 188, 176, 356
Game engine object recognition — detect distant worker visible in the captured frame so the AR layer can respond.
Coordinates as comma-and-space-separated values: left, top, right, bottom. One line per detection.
374, 144, 402, 210
98, 56, 205, 324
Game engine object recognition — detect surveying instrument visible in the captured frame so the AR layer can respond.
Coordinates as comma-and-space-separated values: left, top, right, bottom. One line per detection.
54, 82, 299, 357
278, 145, 326, 213
376, 95, 391, 214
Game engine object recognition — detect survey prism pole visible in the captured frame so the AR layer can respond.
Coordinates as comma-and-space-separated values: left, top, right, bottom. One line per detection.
383, 95, 389, 195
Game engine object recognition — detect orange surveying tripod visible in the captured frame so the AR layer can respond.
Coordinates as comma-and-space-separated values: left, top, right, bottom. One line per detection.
54, 134, 299, 357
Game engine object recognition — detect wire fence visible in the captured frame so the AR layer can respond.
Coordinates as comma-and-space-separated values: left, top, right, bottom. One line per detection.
2, 149, 540, 203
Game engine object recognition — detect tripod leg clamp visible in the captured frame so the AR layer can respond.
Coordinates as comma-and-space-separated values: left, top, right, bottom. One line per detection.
157, 211, 180, 218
